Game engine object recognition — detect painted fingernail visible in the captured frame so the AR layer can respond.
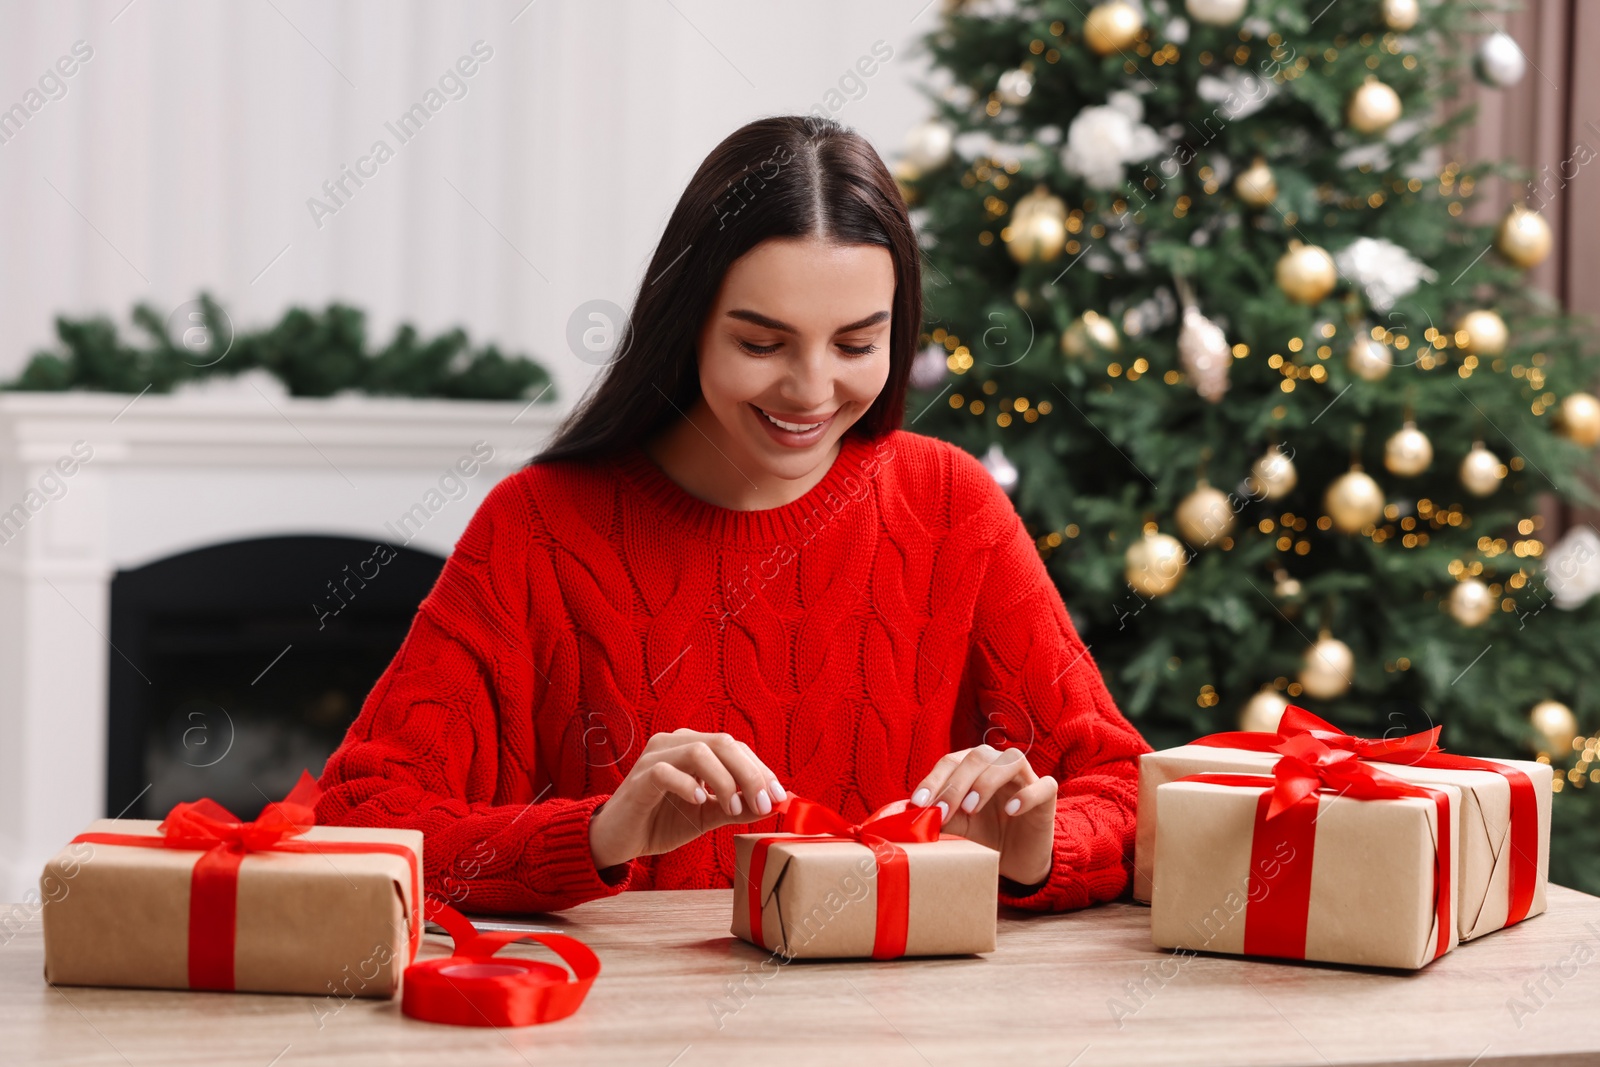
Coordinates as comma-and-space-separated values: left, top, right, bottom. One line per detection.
936, 800, 949, 823
756, 789, 772, 816
911, 788, 930, 807
694, 786, 707, 804
1004, 797, 1021, 816
730, 792, 743, 816
961, 790, 980, 814
770, 779, 787, 802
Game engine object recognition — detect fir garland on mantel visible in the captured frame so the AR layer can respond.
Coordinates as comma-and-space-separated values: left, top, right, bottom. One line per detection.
0, 292, 556, 402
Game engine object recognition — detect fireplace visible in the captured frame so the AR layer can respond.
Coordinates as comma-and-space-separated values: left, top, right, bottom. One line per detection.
0, 382, 552, 901
107, 535, 447, 823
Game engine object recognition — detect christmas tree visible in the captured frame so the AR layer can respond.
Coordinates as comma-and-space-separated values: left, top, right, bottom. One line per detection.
894, 0, 1600, 892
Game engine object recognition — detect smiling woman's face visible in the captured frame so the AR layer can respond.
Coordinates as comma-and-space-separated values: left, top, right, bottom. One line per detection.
688, 235, 895, 490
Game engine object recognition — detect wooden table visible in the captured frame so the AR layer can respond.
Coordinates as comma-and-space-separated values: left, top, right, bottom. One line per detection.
5, 886, 1600, 1066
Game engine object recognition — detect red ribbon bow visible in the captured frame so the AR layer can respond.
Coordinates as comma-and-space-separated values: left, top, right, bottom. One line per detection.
71, 771, 421, 991
746, 795, 944, 960
401, 898, 599, 1027
1181, 733, 1455, 962
1194, 704, 1537, 927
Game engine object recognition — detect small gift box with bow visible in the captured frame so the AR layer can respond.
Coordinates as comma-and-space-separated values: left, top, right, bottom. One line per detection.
731, 796, 998, 959
1133, 706, 1551, 941
40, 772, 423, 997
1149, 735, 1462, 970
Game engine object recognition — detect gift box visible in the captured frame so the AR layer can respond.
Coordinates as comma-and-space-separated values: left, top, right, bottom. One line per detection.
1149, 736, 1461, 970
730, 796, 997, 959
41, 772, 423, 997
1133, 706, 1550, 941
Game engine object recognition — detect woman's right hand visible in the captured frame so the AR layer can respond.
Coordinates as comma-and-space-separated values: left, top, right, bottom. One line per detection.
587, 728, 787, 871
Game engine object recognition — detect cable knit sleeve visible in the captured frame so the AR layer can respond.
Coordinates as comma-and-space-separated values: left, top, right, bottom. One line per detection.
956, 453, 1153, 913
314, 471, 638, 914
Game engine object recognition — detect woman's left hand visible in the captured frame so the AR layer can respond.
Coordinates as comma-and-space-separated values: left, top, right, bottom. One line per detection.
899, 744, 1057, 887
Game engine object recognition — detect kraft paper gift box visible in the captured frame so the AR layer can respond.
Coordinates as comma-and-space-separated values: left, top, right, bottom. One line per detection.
41, 775, 422, 997
1133, 709, 1551, 941
730, 796, 997, 959
1149, 767, 1461, 970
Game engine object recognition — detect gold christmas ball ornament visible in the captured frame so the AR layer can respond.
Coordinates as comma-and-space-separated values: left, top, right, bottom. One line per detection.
1275, 240, 1338, 305
1555, 392, 1600, 448
1448, 578, 1495, 627
1347, 335, 1394, 381
1324, 467, 1386, 533
1240, 687, 1290, 733
1529, 699, 1579, 754
1381, 0, 1420, 31
1176, 482, 1236, 548
1125, 530, 1188, 598
1454, 308, 1508, 357
1083, 0, 1144, 55
1383, 422, 1433, 477
1496, 204, 1552, 269
891, 159, 921, 204
1061, 309, 1120, 359
996, 67, 1034, 107
1348, 76, 1403, 135
1247, 446, 1298, 500
1299, 632, 1354, 700
1234, 156, 1277, 208
1459, 442, 1506, 497
1004, 186, 1068, 264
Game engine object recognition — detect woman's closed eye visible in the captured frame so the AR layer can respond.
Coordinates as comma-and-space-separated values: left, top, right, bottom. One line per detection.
735, 338, 880, 357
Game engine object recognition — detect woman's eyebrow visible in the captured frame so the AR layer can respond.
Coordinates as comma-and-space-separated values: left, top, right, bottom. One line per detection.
726, 308, 890, 334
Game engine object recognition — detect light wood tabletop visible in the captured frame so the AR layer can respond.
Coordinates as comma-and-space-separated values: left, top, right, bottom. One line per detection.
4, 885, 1600, 1067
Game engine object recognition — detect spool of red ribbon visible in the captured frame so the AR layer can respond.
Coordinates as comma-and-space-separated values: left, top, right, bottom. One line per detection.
402, 899, 599, 1027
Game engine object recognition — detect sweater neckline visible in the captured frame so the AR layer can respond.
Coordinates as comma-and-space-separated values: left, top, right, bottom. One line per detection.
614, 431, 878, 544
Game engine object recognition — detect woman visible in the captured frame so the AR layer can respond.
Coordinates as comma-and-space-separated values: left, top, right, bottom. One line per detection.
315, 115, 1151, 915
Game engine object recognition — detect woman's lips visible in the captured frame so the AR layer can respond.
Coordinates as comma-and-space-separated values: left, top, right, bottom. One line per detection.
752, 403, 836, 446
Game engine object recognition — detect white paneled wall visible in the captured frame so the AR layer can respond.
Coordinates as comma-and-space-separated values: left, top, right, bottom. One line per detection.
0, 0, 939, 425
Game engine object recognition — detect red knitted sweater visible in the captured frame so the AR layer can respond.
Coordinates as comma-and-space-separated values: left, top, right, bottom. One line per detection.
315, 427, 1151, 914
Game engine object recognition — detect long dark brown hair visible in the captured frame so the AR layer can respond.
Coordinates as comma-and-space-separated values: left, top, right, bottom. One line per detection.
525, 114, 921, 467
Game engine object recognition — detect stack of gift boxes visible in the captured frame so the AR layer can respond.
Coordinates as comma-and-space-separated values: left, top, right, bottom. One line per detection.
1134, 707, 1552, 970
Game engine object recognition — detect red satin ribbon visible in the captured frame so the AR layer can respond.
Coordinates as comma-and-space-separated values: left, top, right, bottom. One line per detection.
746, 795, 944, 960
1180, 733, 1454, 962
71, 771, 421, 990
401, 898, 598, 1027
1195, 704, 1537, 926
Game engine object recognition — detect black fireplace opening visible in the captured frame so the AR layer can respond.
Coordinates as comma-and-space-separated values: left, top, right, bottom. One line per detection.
107, 535, 447, 822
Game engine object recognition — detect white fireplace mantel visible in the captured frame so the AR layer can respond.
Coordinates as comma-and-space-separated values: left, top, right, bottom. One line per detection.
0, 382, 561, 902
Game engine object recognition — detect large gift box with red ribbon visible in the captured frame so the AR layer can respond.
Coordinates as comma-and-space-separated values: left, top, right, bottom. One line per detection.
1133, 707, 1551, 942
40, 772, 423, 997
731, 796, 997, 959
1149, 736, 1462, 970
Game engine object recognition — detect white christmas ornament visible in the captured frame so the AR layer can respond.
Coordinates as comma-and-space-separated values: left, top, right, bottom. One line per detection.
1196, 69, 1277, 121
1186, 0, 1248, 26
902, 120, 954, 172
909, 344, 948, 391
1061, 90, 1169, 190
1543, 524, 1600, 610
981, 443, 1019, 495
1477, 32, 1527, 88
1177, 305, 1231, 402
1334, 238, 1436, 313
